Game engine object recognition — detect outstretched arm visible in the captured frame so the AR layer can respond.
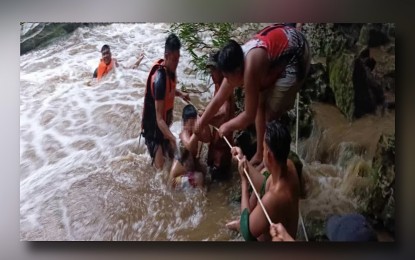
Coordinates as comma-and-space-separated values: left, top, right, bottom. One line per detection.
218, 48, 267, 137
195, 78, 235, 135
131, 53, 144, 69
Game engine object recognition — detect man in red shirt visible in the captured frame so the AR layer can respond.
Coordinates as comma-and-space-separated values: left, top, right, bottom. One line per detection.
195, 24, 310, 166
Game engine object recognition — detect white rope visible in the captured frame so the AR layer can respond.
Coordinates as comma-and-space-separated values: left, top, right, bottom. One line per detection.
296, 92, 299, 154
212, 126, 273, 226
296, 92, 308, 241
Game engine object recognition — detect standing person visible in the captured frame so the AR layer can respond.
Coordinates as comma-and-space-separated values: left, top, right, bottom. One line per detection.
141, 33, 190, 170
228, 120, 300, 241
204, 52, 235, 181
92, 44, 144, 81
195, 23, 310, 166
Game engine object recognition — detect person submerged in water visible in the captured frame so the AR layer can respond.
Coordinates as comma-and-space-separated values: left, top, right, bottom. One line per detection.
168, 104, 211, 190
227, 120, 300, 241
92, 44, 144, 81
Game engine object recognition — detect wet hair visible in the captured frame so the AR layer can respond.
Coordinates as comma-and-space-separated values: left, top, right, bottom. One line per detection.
182, 104, 197, 122
165, 33, 181, 53
206, 50, 220, 68
101, 44, 110, 53
217, 40, 244, 74
264, 120, 291, 165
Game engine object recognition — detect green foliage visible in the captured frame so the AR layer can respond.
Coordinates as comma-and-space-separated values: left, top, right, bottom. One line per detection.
170, 23, 233, 74
169, 23, 261, 75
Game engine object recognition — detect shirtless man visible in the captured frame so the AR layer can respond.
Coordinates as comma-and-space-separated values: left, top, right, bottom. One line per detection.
169, 105, 211, 190
228, 120, 300, 241
204, 51, 234, 180
195, 24, 310, 166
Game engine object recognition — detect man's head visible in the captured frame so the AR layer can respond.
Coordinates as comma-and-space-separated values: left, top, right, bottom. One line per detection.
101, 44, 112, 65
164, 33, 181, 74
263, 120, 291, 168
182, 104, 197, 132
206, 51, 224, 85
217, 40, 244, 86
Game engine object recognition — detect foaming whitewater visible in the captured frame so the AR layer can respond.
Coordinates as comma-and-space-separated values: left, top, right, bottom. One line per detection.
20, 23, 240, 241
20, 23, 395, 241
298, 103, 395, 229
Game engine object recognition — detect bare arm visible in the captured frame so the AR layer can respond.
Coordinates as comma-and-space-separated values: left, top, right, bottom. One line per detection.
236, 156, 272, 238
175, 89, 190, 102
180, 131, 199, 156
219, 48, 267, 135
155, 100, 175, 142
132, 53, 144, 69
197, 78, 235, 129
209, 98, 232, 127
231, 147, 266, 192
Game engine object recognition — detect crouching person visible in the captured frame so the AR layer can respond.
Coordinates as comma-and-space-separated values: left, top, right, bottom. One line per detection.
228, 120, 300, 241
169, 105, 211, 190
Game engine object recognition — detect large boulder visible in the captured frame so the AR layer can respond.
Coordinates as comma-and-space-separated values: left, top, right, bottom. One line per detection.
362, 133, 395, 234
20, 23, 87, 55
328, 52, 356, 119
302, 23, 395, 120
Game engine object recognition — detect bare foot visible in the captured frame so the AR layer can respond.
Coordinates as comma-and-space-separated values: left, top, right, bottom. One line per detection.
226, 219, 240, 231
249, 152, 263, 166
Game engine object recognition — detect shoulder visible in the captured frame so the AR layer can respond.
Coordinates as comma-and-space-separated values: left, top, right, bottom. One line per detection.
245, 48, 268, 72
261, 186, 286, 214
153, 68, 167, 86
154, 67, 166, 79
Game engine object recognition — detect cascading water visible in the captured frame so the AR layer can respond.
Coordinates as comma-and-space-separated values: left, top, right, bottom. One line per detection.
20, 23, 395, 241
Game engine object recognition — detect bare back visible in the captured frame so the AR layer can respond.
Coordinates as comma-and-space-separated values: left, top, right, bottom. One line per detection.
264, 159, 300, 239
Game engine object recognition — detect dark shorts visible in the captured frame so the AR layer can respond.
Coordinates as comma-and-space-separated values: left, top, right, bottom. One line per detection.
144, 135, 174, 165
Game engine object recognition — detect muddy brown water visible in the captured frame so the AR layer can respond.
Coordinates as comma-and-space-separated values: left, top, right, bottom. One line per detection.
20, 23, 395, 241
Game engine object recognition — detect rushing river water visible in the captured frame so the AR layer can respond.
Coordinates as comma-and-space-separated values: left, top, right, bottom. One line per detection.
20, 23, 395, 241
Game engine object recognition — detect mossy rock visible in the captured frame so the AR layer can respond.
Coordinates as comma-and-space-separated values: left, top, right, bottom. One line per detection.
361, 133, 395, 233
329, 52, 356, 119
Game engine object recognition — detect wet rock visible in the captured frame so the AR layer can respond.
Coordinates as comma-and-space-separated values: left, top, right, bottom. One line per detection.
303, 62, 336, 105
363, 133, 395, 234
303, 23, 395, 120
353, 50, 385, 118
358, 23, 394, 48
20, 23, 88, 55
329, 52, 356, 119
